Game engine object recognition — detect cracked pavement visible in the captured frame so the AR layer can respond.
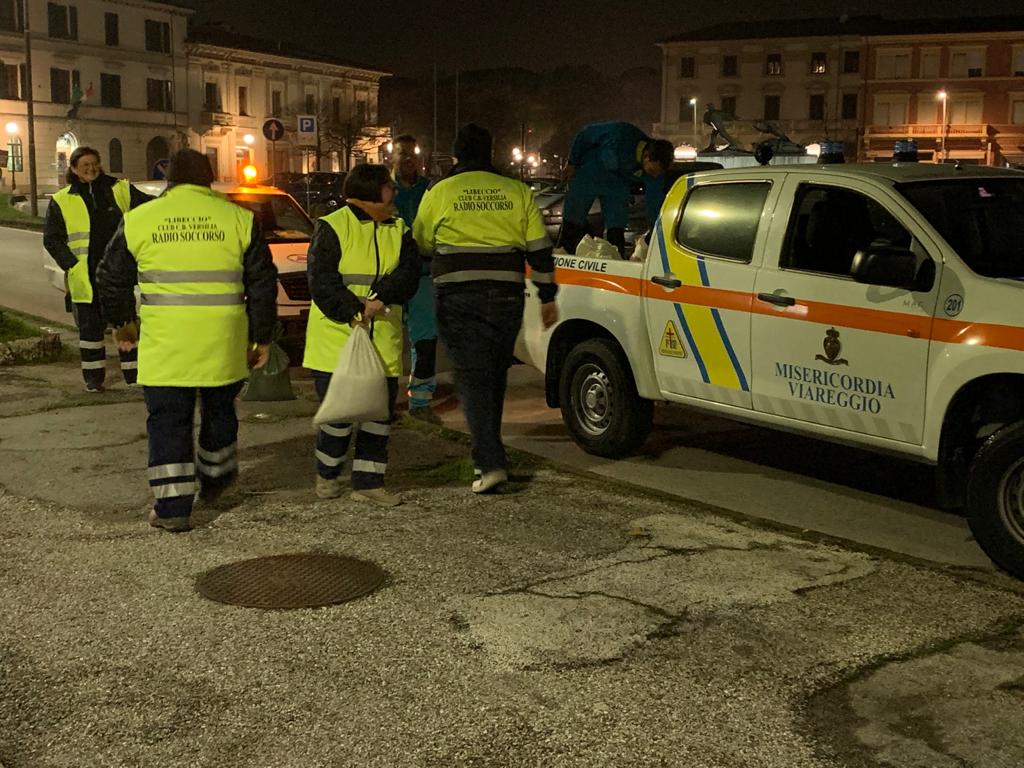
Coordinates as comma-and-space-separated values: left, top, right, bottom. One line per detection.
1, 357, 1024, 767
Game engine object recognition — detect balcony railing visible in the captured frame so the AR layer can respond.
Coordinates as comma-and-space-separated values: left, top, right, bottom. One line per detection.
199, 110, 235, 127
865, 123, 994, 139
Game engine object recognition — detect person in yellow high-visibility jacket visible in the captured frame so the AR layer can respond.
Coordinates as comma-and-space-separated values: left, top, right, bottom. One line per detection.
304, 163, 422, 507
97, 150, 278, 532
43, 146, 153, 391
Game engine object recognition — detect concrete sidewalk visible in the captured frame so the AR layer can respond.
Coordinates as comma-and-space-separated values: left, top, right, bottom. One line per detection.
1, 357, 1023, 767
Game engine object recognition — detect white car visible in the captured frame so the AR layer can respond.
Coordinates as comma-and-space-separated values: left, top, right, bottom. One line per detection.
42, 181, 313, 351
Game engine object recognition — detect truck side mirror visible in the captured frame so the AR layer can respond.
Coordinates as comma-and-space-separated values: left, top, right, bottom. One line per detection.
851, 246, 934, 292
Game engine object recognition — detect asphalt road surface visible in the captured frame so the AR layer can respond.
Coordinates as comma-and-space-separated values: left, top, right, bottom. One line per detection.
0, 226, 68, 325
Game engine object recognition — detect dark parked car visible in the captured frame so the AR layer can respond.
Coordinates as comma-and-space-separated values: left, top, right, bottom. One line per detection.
270, 172, 346, 217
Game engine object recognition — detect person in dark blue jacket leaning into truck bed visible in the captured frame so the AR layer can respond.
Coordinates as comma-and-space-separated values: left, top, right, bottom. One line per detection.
556, 121, 674, 257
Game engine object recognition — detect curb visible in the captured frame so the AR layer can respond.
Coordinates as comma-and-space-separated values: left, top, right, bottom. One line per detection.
0, 331, 63, 365
0, 219, 45, 233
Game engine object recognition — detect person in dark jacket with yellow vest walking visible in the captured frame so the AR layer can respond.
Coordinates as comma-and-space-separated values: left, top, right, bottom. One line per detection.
97, 149, 278, 532
304, 164, 422, 507
43, 146, 152, 391
414, 124, 558, 495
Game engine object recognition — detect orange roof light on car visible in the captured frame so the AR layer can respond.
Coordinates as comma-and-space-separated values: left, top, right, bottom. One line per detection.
242, 164, 259, 183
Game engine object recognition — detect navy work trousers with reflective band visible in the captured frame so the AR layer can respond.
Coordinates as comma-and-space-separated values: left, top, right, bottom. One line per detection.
143, 381, 244, 519
313, 373, 398, 491
75, 300, 137, 387
436, 286, 524, 475
407, 275, 438, 409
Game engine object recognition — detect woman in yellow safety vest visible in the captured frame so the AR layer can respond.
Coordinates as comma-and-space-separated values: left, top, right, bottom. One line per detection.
303, 163, 422, 506
43, 146, 152, 392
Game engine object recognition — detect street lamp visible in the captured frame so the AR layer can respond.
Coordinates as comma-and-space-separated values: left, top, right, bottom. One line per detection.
242, 133, 255, 146
5, 122, 18, 193
689, 97, 698, 141
936, 90, 948, 163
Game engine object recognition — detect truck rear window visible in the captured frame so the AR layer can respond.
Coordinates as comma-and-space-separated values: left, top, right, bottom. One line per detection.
897, 179, 1024, 279
229, 193, 314, 244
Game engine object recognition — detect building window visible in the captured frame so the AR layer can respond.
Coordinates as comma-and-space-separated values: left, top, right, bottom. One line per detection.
841, 93, 858, 120
204, 82, 221, 111
950, 48, 985, 78
809, 94, 825, 120
873, 94, 909, 125
876, 51, 911, 79
920, 49, 940, 79
766, 53, 782, 76
145, 20, 171, 53
1, 0, 21, 32
1011, 99, 1024, 124
1014, 47, 1024, 76
108, 138, 122, 173
331, 96, 341, 123
949, 97, 983, 124
271, 88, 283, 117
355, 95, 367, 122
722, 55, 738, 77
100, 73, 121, 108
764, 94, 780, 120
720, 95, 737, 118
811, 52, 827, 74
47, 3, 77, 40
0, 62, 26, 100
843, 50, 860, 73
50, 67, 79, 104
237, 86, 248, 116
678, 96, 691, 122
146, 78, 172, 112
304, 92, 316, 113
679, 56, 695, 78
104, 12, 118, 46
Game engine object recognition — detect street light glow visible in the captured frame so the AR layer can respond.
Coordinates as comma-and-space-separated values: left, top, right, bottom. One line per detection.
243, 133, 255, 145
689, 98, 697, 106
5, 122, 17, 135
936, 89, 947, 100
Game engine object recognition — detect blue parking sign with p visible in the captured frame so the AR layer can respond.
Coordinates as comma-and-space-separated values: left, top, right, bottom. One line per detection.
299, 117, 315, 132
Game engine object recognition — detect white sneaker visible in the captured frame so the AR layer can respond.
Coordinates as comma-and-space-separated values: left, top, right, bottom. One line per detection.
472, 469, 508, 494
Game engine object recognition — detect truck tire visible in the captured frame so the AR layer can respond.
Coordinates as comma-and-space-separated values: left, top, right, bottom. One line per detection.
559, 339, 653, 458
966, 420, 1024, 580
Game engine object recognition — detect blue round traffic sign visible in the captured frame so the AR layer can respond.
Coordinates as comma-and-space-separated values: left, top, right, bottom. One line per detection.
262, 118, 285, 142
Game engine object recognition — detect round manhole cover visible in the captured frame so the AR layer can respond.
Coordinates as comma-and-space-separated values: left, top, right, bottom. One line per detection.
196, 553, 386, 609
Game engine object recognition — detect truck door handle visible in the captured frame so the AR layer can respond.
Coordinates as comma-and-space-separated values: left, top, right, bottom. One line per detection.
757, 292, 796, 307
651, 275, 682, 289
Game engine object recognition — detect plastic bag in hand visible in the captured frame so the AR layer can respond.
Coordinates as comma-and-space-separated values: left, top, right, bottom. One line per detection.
312, 325, 389, 425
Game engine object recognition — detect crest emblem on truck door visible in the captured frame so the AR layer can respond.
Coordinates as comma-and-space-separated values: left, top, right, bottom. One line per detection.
815, 327, 848, 366
659, 321, 687, 358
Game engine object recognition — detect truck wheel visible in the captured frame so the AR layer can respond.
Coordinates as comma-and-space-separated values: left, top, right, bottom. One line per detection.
967, 420, 1024, 580
559, 339, 653, 458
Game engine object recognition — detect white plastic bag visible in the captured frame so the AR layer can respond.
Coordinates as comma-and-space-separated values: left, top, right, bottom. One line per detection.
630, 231, 649, 263
575, 235, 621, 261
312, 324, 389, 425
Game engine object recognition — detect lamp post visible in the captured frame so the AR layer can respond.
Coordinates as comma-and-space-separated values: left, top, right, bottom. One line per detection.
690, 97, 698, 142
936, 89, 948, 163
5, 122, 17, 193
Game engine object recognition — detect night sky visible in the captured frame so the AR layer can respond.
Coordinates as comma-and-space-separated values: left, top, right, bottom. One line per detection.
179, 0, 1017, 77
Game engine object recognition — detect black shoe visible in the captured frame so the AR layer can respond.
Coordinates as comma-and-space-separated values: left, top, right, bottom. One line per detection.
147, 509, 192, 532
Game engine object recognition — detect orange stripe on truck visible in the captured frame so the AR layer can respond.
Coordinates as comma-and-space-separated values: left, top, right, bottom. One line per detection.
550, 266, 1024, 353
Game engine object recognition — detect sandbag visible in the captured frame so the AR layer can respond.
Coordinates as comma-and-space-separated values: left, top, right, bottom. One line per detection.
312, 324, 389, 425
242, 342, 295, 401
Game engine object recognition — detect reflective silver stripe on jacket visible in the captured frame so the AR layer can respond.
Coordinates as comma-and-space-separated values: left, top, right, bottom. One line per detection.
526, 236, 552, 251
531, 271, 555, 284
70, 246, 89, 256
433, 270, 525, 285
140, 293, 245, 306
66, 231, 90, 241
139, 270, 244, 283
436, 245, 521, 255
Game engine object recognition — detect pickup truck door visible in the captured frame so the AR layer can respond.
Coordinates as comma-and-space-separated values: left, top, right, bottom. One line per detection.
644, 179, 776, 410
749, 176, 942, 445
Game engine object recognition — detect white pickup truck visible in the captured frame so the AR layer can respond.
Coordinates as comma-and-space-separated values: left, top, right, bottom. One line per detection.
518, 162, 1024, 579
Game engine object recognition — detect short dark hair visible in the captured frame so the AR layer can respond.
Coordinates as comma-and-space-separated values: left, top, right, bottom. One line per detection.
394, 134, 417, 146
645, 139, 675, 172
66, 147, 101, 184
453, 123, 492, 166
343, 163, 392, 202
166, 148, 215, 187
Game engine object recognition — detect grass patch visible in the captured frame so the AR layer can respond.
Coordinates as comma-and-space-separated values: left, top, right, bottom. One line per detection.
0, 308, 45, 342
0, 192, 44, 230
413, 458, 479, 483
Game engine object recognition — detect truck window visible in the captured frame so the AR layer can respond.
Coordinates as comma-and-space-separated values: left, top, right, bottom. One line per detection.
675, 182, 770, 263
783, 184, 911, 277
896, 179, 1024, 280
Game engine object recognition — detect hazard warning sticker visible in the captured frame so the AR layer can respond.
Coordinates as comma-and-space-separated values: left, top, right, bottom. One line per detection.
659, 320, 686, 358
